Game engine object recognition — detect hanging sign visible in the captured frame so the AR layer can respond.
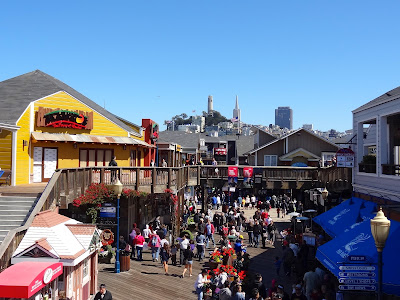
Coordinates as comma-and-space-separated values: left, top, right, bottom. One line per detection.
228, 166, 238, 177
336, 148, 355, 168
243, 167, 253, 178
37, 107, 93, 130
100, 229, 114, 246
214, 148, 227, 155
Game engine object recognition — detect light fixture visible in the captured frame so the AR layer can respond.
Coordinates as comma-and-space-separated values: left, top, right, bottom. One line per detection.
321, 188, 328, 200
370, 207, 390, 252
111, 178, 123, 197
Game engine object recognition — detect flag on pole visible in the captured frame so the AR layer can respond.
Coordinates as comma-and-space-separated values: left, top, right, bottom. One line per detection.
231, 116, 239, 122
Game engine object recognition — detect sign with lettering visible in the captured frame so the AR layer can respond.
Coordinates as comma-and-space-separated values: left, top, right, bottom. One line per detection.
228, 166, 238, 177
243, 167, 253, 178
214, 148, 227, 155
37, 107, 93, 130
339, 285, 376, 291
336, 148, 355, 168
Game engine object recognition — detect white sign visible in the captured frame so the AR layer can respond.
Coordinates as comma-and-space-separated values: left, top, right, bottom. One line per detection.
339, 278, 376, 284
339, 272, 376, 278
339, 266, 375, 271
43, 268, 53, 284
339, 285, 376, 291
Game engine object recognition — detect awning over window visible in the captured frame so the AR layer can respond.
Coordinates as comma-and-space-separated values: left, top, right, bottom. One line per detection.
31, 132, 155, 148
316, 219, 400, 296
0, 262, 63, 298
313, 197, 377, 238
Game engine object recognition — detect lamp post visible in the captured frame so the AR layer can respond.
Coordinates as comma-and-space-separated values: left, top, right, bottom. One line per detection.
112, 179, 123, 273
370, 207, 390, 300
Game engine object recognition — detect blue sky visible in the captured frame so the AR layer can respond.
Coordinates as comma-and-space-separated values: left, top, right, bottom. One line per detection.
1, 1, 399, 132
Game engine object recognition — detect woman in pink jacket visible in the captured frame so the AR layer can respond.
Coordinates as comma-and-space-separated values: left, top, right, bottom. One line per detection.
149, 231, 161, 262
133, 231, 145, 261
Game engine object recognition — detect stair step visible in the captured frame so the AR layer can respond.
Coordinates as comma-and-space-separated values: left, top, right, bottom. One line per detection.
0, 220, 24, 226
0, 210, 31, 216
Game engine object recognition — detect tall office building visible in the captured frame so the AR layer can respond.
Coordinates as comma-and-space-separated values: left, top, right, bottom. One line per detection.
275, 106, 293, 130
208, 95, 213, 115
233, 95, 241, 121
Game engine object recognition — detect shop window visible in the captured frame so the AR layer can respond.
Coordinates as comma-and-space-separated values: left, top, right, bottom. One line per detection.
264, 155, 277, 166
79, 149, 113, 167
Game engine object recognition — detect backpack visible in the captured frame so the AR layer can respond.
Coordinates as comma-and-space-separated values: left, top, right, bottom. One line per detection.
151, 235, 158, 247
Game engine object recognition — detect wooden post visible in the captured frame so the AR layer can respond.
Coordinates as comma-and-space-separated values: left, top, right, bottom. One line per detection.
100, 168, 105, 184
151, 168, 156, 194
81, 169, 86, 195
73, 169, 78, 199
89, 168, 93, 185
136, 168, 140, 190
65, 170, 70, 197
197, 166, 201, 186
167, 168, 172, 189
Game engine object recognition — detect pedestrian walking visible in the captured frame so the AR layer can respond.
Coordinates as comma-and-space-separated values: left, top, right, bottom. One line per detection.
149, 231, 161, 262
181, 246, 194, 278
179, 235, 190, 265
160, 239, 170, 275
196, 232, 206, 261
205, 221, 215, 248
129, 223, 137, 259
142, 224, 151, 243
253, 220, 261, 248
133, 231, 145, 261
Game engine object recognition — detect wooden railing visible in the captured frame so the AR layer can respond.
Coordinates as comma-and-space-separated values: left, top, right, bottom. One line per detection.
0, 165, 351, 271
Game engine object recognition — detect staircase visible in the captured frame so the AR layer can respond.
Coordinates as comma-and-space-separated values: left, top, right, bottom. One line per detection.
0, 196, 37, 244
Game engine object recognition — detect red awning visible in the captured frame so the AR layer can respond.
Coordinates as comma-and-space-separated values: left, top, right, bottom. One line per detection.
0, 261, 63, 298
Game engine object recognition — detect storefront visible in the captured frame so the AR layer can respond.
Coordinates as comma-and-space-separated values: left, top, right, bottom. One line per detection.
157, 142, 182, 167
0, 261, 63, 299
0, 70, 156, 185
10, 210, 101, 300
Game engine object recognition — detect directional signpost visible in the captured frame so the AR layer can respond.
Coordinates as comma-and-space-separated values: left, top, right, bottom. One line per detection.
338, 256, 377, 293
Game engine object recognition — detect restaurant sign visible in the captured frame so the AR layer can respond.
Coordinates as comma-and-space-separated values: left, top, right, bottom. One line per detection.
37, 106, 93, 130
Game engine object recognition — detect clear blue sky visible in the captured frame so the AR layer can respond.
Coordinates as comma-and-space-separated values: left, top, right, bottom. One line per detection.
1, 1, 400, 132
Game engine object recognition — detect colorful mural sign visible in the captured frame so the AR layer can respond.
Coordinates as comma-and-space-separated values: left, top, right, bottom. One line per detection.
37, 106, 93, 130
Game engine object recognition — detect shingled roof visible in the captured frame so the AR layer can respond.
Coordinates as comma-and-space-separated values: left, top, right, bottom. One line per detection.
353, 86, 400, 113
0, 70, 141, 137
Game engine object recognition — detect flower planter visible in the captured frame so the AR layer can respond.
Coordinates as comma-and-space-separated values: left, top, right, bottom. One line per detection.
208, 261, 220, 270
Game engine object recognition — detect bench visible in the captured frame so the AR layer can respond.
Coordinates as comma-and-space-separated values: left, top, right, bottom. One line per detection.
0, 170, 11, 185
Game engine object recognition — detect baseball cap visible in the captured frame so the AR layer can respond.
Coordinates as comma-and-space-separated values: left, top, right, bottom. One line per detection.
277, 284, 284, 290
295, 284, 302, 289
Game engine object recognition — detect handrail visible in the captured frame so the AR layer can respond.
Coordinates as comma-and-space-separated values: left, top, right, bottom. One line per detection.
0, 165, 351, 271
0, 170, 62, 271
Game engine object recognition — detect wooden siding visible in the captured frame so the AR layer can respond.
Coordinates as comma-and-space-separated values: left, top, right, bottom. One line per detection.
33, 92, 129, 137
287, 130, 339, 154
258, 130, 276, 148
0, 130, 12, 170
256, 140, 284, 165
16, 108, 31, 184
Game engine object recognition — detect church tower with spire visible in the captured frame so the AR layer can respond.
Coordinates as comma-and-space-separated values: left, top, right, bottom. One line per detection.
233, 95, 241, 121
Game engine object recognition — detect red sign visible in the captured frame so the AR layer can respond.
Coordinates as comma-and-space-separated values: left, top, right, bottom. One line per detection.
228, 166, 238, 177
0, 262, 63, 298
37, 106, 93, 130
214, 148, 227, 155
243, 167, 253, 178
100, 229, 114, 245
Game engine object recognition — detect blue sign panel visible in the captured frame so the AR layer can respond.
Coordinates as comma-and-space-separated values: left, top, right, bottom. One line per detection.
339, 279, 376, 285
99, 205, 116, 218
339, 285, 376, 291
339, 272, 376, 278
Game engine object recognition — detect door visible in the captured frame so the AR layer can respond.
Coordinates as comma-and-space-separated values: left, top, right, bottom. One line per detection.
33, 147, 43, 183
43, 148, 58, 181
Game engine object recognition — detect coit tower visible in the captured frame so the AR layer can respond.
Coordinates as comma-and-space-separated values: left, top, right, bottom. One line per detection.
208, 95, 213, 115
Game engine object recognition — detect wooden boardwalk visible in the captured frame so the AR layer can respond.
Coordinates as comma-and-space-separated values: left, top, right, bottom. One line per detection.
0, 183, 46, 196
98, 208, 295, 300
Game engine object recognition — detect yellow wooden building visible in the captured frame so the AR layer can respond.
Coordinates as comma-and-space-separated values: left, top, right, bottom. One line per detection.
0, 70, 156, 185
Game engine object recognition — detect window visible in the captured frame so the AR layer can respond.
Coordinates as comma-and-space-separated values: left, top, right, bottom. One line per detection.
82, 258, 89, 278
264, 155, 277, 166
79, 149, 113, 167
130, 150, 137, 167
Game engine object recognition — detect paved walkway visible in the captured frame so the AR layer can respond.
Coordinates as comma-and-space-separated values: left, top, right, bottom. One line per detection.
97, 206, 295, 299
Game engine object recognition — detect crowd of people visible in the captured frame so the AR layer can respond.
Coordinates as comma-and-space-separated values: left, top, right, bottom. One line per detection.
106, 191, 335, 300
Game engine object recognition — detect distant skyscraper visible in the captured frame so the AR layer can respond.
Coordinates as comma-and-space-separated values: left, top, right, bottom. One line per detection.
208, 95, 213, 115
233, 95, 241, 121
275, 106, 293, 130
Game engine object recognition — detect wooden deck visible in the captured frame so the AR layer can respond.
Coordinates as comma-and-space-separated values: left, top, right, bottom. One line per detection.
0, 183, 46, 196
98, 209, 295, 300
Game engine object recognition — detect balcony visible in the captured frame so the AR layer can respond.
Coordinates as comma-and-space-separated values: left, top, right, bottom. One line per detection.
382, 164, 400, 176
358, 163, 376, 174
